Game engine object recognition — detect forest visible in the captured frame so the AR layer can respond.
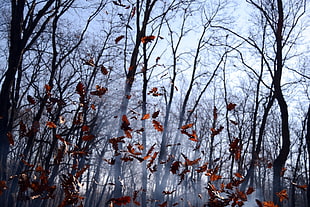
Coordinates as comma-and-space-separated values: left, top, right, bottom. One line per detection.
0, 0, 309, 206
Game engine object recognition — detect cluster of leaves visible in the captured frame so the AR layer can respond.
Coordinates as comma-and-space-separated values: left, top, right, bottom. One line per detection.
10, 165, 56, 201
59, 166, 89, 207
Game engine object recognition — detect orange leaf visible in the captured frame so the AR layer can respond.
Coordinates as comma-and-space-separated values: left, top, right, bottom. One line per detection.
276, 189, 288, 202
141, 114, 150, 120
210, 174, 222, 181
115, 35, 125, 44
46, 121, 57, 128
45, 84, 52, 92
180, 123, 194, 130
141, 35, 156, 44
234, 172, 243, 178
262, 201, 279, 207
296, 184, 308, 191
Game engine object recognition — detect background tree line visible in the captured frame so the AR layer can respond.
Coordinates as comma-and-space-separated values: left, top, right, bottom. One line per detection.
0, 0, 309, 206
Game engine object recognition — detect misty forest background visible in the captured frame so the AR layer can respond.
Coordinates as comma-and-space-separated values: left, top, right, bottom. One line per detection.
0, 0, 309, 206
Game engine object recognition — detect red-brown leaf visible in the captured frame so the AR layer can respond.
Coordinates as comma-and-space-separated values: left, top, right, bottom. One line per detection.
82, 134, 95, 141
180, 123, 194, 130
27, 95, 36, 104
101, 65, 109, 75
152, 111, 160, 118
115, 35, 125, 44
111, 196, 131, 205
276, 189, 288, 202
152, 120, 164, 132
141, 35, 156, 44
76, 82, 85, 96
7, 132, 14, 146
46, 121, 57, 128
227, 103, 237, 111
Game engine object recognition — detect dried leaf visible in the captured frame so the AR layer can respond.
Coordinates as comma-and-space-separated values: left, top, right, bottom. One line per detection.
227, 103, 237, 111
210, 174, 222, 182
141, 114, 150, 120
82, 134, 95, 141
76, 82, 85, 96
170, 161, 181, 174
7, 131, 14, 146
101, 65, 109, 75
180, 123, 194, 130
0, 181, 8, 196
296, 184, 308, 191
152, 111, 160, 118
141, 35, 156, 44
162, 190, 175, 195
46, 121, 57, 129
158, 201, 167, 207
234, 172, 243, 179
246, 187, 255, 195
81, 125, 89, 132
262, 201, 279, 207
110, 196, 131, 205
115, 35, 125, 44
27, 95, 36, 105
152, 120, 164, 132
276, 189, 288, 202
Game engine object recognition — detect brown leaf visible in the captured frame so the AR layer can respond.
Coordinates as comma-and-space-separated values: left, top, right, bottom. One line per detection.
7, 132, 14, 146
82, 134, 95, 141
101, 65, 109, 75
180, 123, 194, 130
83, 58, 95, 67
115, 35, 125, 44
227, 103, 237, 111
152, 111, 160, 118
141, 35, 156, 44
76, 82, 85, 96
162, 190, 175, 195
296, 184, 308, 191
110, 196, 131, 205
246, 187, 255, 195
158, 201, 167, 207
81, 125, 89, 132
210, 126, 224, 136
0, 181, 8, 196
152, 120, 164, 132
210, 174, 222, 181
46, 121, 57, 129
234, 172, 243, 179
170, 161, 181, 174
27, 95, 36, 105
262, 201, 279, 207
276, 189, 288, 202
